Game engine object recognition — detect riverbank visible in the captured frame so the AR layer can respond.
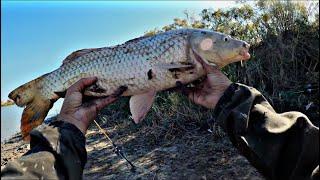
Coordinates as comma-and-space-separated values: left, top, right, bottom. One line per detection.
1, 116, 263, 179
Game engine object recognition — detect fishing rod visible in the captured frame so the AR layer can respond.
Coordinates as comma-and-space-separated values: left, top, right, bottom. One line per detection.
93, 120, 136, 172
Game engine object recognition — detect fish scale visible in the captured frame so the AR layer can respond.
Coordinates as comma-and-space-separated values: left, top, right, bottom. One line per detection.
9, 28, 251, 140
42, 30, 190, 98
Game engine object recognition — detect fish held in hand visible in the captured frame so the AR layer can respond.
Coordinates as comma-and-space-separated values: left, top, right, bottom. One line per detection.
8, 29, 250, 140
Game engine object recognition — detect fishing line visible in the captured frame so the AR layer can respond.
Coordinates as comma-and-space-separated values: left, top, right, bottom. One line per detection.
93, 120, 136, 172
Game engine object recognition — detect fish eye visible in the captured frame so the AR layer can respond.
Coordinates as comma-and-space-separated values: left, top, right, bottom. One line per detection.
224, 37, 228, 42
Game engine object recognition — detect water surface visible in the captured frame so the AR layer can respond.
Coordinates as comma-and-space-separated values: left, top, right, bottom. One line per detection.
1, 99, 63, 142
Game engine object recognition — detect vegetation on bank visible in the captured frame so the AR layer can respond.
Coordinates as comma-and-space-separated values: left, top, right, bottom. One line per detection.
1, 100, 14, 107
143, 0, 319, 123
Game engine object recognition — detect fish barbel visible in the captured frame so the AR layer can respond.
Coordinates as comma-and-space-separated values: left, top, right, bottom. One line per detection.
8, 28, 250, 140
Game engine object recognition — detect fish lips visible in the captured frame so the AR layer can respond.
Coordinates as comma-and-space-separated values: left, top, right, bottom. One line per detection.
239, 49, 251, 61
8, 93, 24, 107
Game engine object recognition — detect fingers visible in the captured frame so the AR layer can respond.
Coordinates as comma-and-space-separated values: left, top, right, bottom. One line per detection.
202, 62, 220, 74
85, 86, 127, 111
81, 96, 116, 113
193, 49, 218, 73
94, 96, 117, 111
67, 77, 98, 95
187, 90, 197, 103
110, 86, 128, 98
206, 69, 232, 88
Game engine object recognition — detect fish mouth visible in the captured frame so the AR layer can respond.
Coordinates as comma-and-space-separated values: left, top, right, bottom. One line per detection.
8, 91, 21, 106
8, 92, 16, 103
239, 49, 251, 61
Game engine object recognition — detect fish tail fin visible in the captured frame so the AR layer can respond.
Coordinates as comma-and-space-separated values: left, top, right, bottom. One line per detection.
21, 96, 53, 141
8, 73, 54, 141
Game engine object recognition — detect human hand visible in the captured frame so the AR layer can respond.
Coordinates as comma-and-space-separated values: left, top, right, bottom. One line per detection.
57, 77, 125, 134
187, 61, 232, 109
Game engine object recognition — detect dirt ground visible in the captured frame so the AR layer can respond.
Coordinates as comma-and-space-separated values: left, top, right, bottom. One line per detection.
1, 116, 263, 180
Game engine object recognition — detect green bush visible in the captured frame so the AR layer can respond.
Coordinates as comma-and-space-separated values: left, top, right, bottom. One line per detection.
144, 0, 319, 124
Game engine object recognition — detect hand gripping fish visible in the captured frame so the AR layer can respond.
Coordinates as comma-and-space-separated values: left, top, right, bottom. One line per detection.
8, 29, 250, 140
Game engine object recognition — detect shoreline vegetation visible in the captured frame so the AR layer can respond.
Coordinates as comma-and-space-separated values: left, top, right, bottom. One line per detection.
1, 100, 14, 107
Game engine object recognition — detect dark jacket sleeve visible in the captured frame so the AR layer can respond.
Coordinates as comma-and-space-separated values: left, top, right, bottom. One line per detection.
1, 121, 87, 180
213, 83, 319, 180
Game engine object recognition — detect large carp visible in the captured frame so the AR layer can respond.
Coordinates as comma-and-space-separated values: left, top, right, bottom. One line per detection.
8, 29, 250, 140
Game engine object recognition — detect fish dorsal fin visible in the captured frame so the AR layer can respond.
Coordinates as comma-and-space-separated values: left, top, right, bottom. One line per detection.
129, 90, 156, 124
61, 48, 100, 66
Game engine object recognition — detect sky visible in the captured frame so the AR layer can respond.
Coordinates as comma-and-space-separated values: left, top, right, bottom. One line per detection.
1, 1, 241, 140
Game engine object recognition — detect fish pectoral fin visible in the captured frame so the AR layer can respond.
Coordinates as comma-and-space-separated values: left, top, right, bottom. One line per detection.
129, 90, 156, 124
21, 96, 54, 141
